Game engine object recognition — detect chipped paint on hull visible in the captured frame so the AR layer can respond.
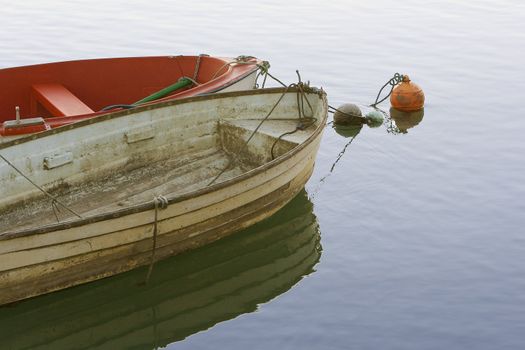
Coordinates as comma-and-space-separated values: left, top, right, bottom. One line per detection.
0, 87, 327, 305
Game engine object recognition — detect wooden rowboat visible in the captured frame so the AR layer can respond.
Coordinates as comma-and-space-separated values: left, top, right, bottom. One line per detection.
0, 191, 320, 349
0, 55, 263, 138
0, 85, 327, 305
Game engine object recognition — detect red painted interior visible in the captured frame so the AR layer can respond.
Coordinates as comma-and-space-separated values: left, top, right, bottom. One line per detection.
0, 56, 259, 135
32, 83, 95, 117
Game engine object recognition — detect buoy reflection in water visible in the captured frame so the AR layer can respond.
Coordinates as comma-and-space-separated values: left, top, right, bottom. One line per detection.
389, 107, 425, 134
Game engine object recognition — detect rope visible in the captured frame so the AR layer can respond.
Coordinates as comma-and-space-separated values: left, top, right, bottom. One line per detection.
210, 56, 279, 90
209, 72, 319, 184
100, 56, 263, 112
310, 132, 359, 200
330, 134, 358, 173
100, 104, 135, 112
210, 55, 259, 80
261, 69, 287, 88
270, 128, 300, 160
0, 153, 82, 219
270, 74, 317, 159
192, 54, 203, 82
255, 61, 271, 88
370, 73, 404, 107
144, 195, 169, 284
295, 74, 315, 119
207, 85, 292, 186
269, 117, 317, 160
52, 199, 62, 222
182, 76, 199, 86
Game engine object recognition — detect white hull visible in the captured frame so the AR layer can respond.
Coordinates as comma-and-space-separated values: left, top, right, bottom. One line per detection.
0, 87, 327, 305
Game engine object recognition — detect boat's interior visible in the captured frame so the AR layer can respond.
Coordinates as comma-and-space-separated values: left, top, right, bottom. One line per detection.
0, 56, 234, 122
0, 90, 324, 234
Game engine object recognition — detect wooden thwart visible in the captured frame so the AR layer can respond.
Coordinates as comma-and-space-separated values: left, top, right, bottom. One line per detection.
32, 83, 94, 117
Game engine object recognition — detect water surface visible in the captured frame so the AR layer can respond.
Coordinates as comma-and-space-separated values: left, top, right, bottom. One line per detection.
1, 1, 524, 349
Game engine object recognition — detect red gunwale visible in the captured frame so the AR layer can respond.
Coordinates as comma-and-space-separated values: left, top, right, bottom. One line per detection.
0, 55, 261, 136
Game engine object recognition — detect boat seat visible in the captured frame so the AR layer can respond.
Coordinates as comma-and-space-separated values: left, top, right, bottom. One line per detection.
32, 83, 94, 117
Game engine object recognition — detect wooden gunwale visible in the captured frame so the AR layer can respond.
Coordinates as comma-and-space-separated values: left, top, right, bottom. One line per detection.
0, 87, 327, 239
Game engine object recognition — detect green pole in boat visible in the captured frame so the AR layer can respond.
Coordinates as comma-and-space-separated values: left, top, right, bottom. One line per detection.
133, 77, 193, 105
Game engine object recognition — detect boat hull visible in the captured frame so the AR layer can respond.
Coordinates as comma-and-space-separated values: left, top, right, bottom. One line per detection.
0, 191, 320, 349
0, 87, 327, 305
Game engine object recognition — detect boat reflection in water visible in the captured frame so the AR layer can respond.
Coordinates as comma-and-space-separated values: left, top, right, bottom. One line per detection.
0, 190, 321, 350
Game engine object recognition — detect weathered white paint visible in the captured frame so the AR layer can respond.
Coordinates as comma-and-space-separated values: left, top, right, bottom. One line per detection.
0, 86, 327, 305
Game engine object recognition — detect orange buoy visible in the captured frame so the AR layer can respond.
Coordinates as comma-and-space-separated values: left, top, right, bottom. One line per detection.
390, 75, 425, 112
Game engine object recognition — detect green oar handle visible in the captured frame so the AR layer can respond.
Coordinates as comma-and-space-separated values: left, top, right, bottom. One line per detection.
133, 77, 193, 105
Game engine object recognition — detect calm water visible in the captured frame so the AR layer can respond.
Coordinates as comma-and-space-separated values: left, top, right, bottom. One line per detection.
1, 1, 525, 349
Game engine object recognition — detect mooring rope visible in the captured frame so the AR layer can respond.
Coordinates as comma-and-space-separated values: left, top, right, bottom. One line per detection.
370, 73, 404, 107
309, 133, 359, 200
144, 195, 169, 284
209, 71, 319, 185
257, 67, 287, 88
0, 153, 82, 220
270, 73, 317, 159
207, 83, 293, 186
